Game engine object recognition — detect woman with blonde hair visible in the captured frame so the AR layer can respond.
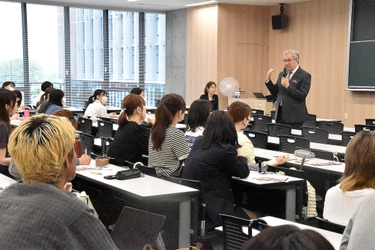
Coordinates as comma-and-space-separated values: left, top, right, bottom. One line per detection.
324, 130, 375, 226
107, 94, 150, 165
148, 93, 190, 177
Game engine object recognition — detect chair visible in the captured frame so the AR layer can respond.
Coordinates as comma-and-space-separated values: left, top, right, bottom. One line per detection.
279, 135, 310, 154
78, 117, 93, 135
252, 109, 264, 115
354, 124, 375, 132
341, 131, 357, 146
315, 216, 345, 234
100, 137, 113, 157
365, 118, 375, 126
80, 132, 94, 155
135, 164, 158, 177
270, 110, 276, 120
243, 131, 268, 149
95, 119, 114, 138
220, 214, 252, 250
110, 206, 166, 250
252, 114, 272, 133
316, 121, 343, 135
267, 123, 292, 137
301, 126, 329, 144
309, 148, 335, 161
302, 114, 317, 127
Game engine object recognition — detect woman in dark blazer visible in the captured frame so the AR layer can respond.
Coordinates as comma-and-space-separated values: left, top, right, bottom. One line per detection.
182, 110, 249, 231
199, 81, 219, 110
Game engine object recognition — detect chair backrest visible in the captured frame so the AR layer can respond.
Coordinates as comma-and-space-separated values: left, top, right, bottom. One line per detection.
341, 131, 357, 146
111, 206, 166, 250
95, 119, 114, 138
354, 124, 375, 133
309, 148, 335, 161
100, 137, 114, 157
303, 114, 317, 127
279, 135, 310, 154
135, 165, 158, 177
220, 214, 252, 250
252, 114, 272, 133
315, 216, 345, 234
78, 117, 93, 134
244, 131, 268, 149
270, 110, 276, 120
162, 176, 204, 241
252, 109, 264, 115
365, 118, 375, 126
301, 126, 329, 144
80, 132, 94, 155
316, 121, 343, 135
267, 123, 292, 137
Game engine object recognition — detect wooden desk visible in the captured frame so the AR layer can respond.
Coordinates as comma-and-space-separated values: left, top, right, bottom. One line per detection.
73, 161, 198, 249
232, 171, 304, 222
229, 97, 274, 114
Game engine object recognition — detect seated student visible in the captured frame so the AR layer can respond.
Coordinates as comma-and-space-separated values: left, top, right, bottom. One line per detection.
52, 109, 91, 166
36, 86, 53, 114
148, 93, 190, 177
182, 110, 250, 231
45, 89, 64, 115
323, 131, 375, 226
130, 87, 145, 98
341, 192, 375, 250
1, 81, 15, 90
1, 114, 118, 249
0, 89, 17, 166
107, 94, 150, 165
84, 89, 116, 118
228, 101, 288, 170
185, 99, 212, 146
242, 224, 334, 250
10, 90, 24, 120
34, 81, 53, 106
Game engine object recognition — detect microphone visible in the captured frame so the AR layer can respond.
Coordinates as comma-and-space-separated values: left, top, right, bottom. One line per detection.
283, 67, 287, 78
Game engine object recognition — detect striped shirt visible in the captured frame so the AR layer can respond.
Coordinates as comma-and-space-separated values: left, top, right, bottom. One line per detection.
149, 126, 190, 176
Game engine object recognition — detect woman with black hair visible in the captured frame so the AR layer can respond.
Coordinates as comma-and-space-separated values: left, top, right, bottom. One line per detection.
45, 89, 64, 115
84, 89, 116, 118
182, 110, 250, 231
185, 99, 211, 146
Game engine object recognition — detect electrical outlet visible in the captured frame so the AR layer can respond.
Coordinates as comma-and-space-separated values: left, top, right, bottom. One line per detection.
344, 113, 348, 120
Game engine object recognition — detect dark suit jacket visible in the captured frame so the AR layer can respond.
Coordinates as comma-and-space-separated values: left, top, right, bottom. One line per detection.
199, 93, 219, 110
265, 67, 311, 124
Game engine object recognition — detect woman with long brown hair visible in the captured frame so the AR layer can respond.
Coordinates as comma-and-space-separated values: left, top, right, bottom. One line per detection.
148, 93, 190, 177
0, 89, 17, 165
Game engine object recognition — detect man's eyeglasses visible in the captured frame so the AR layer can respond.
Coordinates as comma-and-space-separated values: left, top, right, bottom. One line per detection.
283, 59, 295, 63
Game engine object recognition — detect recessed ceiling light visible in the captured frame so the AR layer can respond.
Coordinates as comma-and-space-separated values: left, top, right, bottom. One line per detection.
127, 0, 139, 2
185, 0, 218, 7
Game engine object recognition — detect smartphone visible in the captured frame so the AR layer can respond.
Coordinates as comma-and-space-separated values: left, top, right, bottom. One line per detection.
104, 175, 117, 180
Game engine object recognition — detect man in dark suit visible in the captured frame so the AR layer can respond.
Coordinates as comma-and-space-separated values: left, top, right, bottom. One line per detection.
265, 49, 311, 129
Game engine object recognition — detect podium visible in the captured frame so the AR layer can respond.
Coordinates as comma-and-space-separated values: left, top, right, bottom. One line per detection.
228, 97, 274, 115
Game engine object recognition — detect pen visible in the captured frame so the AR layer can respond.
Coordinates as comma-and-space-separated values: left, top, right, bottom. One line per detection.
84, 148, 87, 155
284, 178, 289, 182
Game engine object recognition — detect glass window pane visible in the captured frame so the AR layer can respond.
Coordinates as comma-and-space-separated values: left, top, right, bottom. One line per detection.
70, 8, 104, 109
27, 4, 65, 105
0, 2, 23, 89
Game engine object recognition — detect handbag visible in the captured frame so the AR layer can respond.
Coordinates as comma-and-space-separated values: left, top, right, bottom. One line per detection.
116, 169, 143, 180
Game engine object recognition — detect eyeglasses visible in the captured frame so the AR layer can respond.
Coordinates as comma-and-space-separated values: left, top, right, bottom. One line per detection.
283, 59, 295, 63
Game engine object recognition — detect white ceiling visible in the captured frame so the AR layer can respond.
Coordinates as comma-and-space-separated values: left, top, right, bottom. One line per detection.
25, 0, 310, 12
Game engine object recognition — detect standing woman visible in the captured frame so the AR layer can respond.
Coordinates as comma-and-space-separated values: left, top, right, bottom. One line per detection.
84, 89, 116, 118
149, 93, 190, 177
108, 94, 150, 165
0, 89, 17, 166
45, 89, 65, 115
182, 110, 250, 231
199, 81, 219, 110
